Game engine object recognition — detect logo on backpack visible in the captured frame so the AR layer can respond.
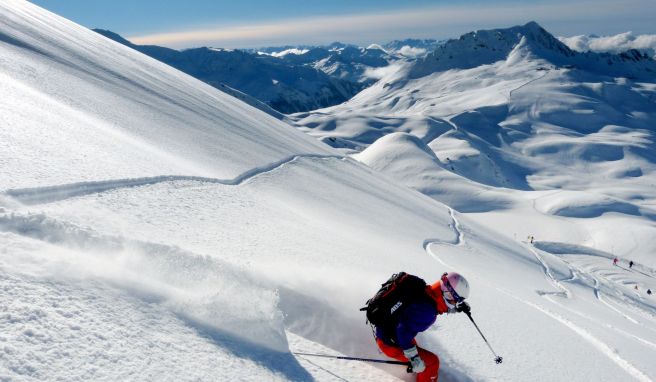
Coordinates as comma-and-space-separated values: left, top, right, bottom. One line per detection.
390, 301, 403, 314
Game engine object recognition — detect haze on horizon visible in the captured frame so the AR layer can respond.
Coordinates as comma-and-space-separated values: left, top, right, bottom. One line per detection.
29, 0, 656, 49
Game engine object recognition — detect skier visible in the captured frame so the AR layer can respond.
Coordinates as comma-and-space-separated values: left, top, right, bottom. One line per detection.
372, 272, 470, 382
613, 258, 618, 266
629, 260, 634, 268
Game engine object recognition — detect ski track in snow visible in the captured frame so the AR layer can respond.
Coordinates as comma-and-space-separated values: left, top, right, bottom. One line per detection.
506, 69, 553, 101
498, 288, 654, 382
593, 278, 641, 325
522, 242, 656, 381
425, 212, 656, 381
532, 239, 654, 325
525, 244, 571, 298
423, 206, 464, 255
2, 154, 344, 205
534, 242, 656, 321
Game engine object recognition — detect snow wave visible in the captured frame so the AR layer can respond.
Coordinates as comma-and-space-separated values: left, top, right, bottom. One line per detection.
0, 211, 288, 353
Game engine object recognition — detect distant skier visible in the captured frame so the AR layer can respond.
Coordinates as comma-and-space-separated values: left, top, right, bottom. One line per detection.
629, 260, 634, 268
362, 272, 471, 382
613, 258, 618, 266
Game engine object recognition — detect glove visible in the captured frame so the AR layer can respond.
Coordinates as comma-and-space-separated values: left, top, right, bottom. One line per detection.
403, 346, 425, 373
456, 301, 471, 314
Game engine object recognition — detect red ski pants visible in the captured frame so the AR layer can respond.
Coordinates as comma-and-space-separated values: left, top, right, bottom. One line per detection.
377, 338, 439, 382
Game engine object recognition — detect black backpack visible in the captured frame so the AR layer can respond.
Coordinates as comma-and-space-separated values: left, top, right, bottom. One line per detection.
360, 272, 430, 327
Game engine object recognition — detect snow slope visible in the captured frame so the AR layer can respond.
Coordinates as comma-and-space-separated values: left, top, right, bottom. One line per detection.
0, 3, 335, 191
2, 4, 656, 382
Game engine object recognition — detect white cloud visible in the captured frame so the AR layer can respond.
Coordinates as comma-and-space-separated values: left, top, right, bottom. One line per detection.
363, 62, 406, 80
559, 32, 656, 57
396, 45, 427, 58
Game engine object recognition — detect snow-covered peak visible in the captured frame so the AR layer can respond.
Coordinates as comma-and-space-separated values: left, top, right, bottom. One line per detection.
410, 21, 656, 79
365, 43, 388, 53
409, 22, 572, 77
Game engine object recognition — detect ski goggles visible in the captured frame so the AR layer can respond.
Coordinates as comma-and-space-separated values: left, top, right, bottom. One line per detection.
441, 272, 464, 304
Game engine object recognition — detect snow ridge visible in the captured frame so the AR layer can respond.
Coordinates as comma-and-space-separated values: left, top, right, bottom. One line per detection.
4, 154, 343, 205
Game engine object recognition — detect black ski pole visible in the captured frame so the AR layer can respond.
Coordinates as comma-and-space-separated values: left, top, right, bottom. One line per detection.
293, 352, 410, 366
465, 312, 503, 364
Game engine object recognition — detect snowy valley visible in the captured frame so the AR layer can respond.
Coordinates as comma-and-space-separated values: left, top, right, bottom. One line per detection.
1, 1, 656, 382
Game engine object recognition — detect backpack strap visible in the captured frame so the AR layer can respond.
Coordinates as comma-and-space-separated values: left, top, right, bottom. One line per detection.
427, 282, 449, 314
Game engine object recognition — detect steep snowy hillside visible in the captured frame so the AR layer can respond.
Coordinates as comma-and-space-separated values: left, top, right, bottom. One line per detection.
94, 30, 361, 114
3, 3, 656, 382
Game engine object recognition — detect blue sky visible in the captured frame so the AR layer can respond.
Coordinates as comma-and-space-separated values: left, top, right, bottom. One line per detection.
30, 0, 656, 49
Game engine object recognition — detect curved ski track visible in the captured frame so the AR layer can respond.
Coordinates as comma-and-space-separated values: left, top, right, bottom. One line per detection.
2, 154, 344, 205
423, 206, 464, 268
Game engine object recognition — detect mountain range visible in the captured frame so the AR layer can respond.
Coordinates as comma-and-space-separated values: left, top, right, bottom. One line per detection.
293, 21, 656, 195
94, 29, 402, 113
